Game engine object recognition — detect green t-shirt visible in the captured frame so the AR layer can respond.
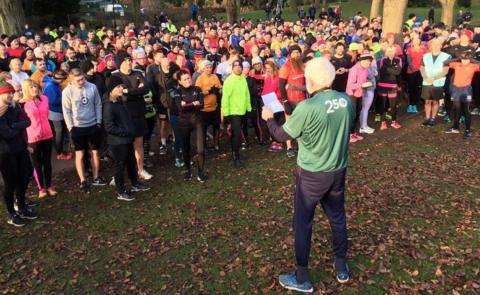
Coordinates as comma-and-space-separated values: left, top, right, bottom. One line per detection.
283, 90, 353, 172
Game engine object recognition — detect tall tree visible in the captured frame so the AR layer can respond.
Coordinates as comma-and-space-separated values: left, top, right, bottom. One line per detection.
370, 0, 383, 20
132, 0, 141, 24
382, 0, 408, 35
0, 0, 25, 35
290, 0, 297, 12
439, 0, 456, 27
226, 0, 239, 23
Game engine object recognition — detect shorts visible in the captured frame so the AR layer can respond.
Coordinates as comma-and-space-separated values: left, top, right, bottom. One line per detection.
71, 125, 102, 151
377, 86, 398, 98
156, 104, 169, 121
451, 86, 472, 102
131, 118, 148, 138
421, 86, 444, 101
201, 110, 220, 127
274, 111, 286, 125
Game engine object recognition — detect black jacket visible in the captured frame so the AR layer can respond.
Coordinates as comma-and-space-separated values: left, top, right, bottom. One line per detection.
0, 104, 31, 154
112, 69, 148, 120
103, 99, 135, 145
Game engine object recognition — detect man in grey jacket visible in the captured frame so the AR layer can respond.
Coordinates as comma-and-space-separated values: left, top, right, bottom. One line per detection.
62, 68, 105, 193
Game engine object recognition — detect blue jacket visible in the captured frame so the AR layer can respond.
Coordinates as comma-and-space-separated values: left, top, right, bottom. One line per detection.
42, 75, 63, 114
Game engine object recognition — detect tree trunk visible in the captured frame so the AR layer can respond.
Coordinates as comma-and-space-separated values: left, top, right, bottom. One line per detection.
439, 0, 456, 27
226, 0, 239, 23
322, 0, 326, 7
382, 0, 407, 35
131, 0, 141, 24
290, 0, 297, 11
255, 0, 262, 10
370, 0, 383, 20
0, 0, 25, 35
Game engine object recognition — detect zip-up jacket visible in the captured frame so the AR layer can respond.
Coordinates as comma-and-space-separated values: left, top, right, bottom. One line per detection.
22, 95, 53, 144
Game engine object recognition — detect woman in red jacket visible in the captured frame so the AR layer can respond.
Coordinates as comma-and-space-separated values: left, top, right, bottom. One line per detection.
21, 79, 55, 198
262, 60, 284, 152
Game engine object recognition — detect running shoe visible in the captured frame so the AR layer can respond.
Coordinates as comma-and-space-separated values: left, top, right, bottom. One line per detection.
412, 105, 419, 113
197, 171, 208, 183
443, 115, 451, 123
92, 177, 107, 186
471, 108, 479, 115
355, 133, 364, 141
286, 148, 296, 158
380, 121, 388, 130
38, 189, 48, 199
7, 213, 27, 227
109, 177, 116, 187
19, 208, 38, 220
359, 126, 375, 134
407, 105, 413, 113
444, 127, 460, 134
131, 183, 151, 192
138, 170, 153, 180
175, 158, 185, 168
422, 119, 431, 126
349, 134, 358, 143
459, 115, 465, 124
464, 130, 472, 138
438, 105, 446, 116
184, 170, 192, 181
278, 272, 313, 293
47, 187, 58, 196
428, 118, 436, 127
117, 190, 135, 201
241, 142, 247, 150
80, 181, 90, 193
391, 121, 402, 129
334, 258, 350, 284
159, 145, 167, 155
385, 112, 392, 121
374, 114, 381, 122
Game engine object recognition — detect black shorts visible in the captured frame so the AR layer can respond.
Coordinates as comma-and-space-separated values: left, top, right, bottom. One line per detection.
156, 104, 169, 121
421, 86, 444, 101
274, 111, 286, 125
71, 125, 102, 151
201, 110, 220, 127
131, 118, 148, 138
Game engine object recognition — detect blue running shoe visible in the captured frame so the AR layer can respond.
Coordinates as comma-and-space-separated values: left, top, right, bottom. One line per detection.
407, 105, 413, 113
459, 115, 465, 124
443, 115, 451, 123
334, 258, 350, 284
278, 272, 313, 293
412, 105, 419, 113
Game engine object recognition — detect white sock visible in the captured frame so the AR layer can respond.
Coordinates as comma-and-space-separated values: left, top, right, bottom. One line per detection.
161, 138, 166, 146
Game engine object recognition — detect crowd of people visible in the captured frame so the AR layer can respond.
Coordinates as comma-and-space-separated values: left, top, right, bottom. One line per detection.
0, 7, 479, 231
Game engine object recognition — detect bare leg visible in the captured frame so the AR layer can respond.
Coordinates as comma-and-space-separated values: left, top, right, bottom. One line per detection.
75, 150, 86, 182
134, 136, 144, 171
431, 100, 439, 119
90, 150, 100, 179
424, 100, 432, 118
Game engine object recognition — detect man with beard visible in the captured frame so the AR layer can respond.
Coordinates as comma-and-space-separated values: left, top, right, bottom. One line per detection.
279, 44, 306, 158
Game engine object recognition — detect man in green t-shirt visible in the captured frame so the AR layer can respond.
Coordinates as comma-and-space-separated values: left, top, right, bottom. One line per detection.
262, 57, 354, 293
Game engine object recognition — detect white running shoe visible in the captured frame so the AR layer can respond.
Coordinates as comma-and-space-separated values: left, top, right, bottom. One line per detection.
359, 126, 375, 134
138, 169, 153, 180
109, 177, 116, 187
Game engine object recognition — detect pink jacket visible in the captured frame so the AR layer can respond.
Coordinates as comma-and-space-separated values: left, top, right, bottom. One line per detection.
345, 63, 369, 98
23, 95, 53, 144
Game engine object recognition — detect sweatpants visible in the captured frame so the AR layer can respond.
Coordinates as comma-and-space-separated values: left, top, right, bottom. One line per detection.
179, 114, 205, 173
294, 167, 348, 284
110, 143, 138, 194
0, 150, 30, 215
29, 139, 53, 190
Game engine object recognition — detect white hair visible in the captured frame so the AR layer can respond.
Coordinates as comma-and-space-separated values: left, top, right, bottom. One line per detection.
304, 57, 336, 93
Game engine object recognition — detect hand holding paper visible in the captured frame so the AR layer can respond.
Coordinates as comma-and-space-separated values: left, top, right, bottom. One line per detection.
261, 92, 284, 114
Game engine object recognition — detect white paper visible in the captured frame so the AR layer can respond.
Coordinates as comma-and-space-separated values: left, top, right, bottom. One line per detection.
261, 92, 284, 114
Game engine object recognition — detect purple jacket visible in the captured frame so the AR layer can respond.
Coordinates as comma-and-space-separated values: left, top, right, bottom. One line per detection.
346, 63, 369, 97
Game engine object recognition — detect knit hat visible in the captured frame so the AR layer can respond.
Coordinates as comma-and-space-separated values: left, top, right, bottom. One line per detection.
359, 52, 374, 61
460, 50, 473, 60
0, 79, 15, 95
242, 61, 250, 69
461, 29, 474, 40
52, 70, 68, 80
288, 44, 301, 55
115, 51, 131, 67
251, 56, 263, 65
107, 75, 125, 93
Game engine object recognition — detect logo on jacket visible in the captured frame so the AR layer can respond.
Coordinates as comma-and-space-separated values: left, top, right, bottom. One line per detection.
81, 97, 89, 105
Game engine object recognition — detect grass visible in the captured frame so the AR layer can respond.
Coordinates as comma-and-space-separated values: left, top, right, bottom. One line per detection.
216, 1, 480, 24
1, 110, 480, 293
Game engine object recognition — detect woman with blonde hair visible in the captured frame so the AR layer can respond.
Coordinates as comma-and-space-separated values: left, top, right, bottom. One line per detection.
21, 79, 56, 198
377, 46, 402, 130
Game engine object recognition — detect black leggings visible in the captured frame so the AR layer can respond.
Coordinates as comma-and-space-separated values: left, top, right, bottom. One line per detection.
242, 109, 266, 144
378, 94, 398, 121
452, 100, 472, 130
0, 150, 30, 214
350, 96, 362, 134
30, 139, 53, 189
50, 120, 67, 154
406, 71, 422, 106
179, 114, 205, 172
143, 116, 157, 162
110, 143, 138, 193
227, 115, 243, 158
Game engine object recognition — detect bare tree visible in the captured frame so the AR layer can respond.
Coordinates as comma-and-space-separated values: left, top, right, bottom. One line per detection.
131, 0, 141, 24
382, 0, 408, 35
0, 0, 25, 35
290, 0, 297, 12
370, 0, 383, 20
439, 0, 456, 27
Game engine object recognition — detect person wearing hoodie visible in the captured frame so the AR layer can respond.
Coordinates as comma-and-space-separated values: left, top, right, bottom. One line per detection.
103, 76, 150, 201
21, 79, 56, 199
0, 80, 37, 227
111, 52, 152, 181
82, 59, 106, 98
42, 70, 72, 160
